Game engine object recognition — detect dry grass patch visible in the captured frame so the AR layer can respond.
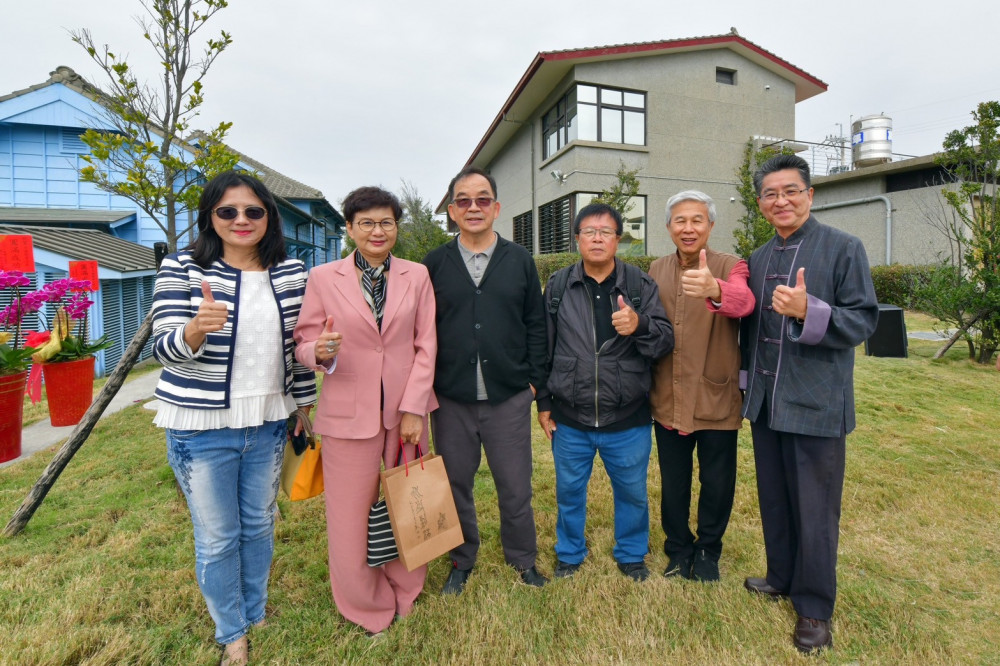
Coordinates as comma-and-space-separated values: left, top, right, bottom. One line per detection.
0, 313, 997, 663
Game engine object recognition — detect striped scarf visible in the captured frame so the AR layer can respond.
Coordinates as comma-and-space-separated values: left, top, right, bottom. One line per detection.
355, 251, 390, 330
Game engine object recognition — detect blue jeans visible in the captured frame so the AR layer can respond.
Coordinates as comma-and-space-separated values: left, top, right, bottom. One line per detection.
552, 423, 652, 565
166, 420, 286, 645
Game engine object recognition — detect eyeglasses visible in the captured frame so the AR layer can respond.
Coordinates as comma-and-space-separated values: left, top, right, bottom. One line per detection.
213, 206, 267, 220
759, 187, 809, 203
354, 219, 397, 232
451, 197, 495, 209
578, 227, 618, 239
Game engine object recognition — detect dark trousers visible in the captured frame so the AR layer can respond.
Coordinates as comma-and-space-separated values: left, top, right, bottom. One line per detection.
430, 389, 538, 570
750, 418, 845, 621
654, 424, 737, 561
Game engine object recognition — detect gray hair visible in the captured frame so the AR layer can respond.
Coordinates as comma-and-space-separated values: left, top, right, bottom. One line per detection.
666, 190, 716, 224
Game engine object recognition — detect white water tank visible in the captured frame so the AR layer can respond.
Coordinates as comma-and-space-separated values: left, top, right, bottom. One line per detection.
852, 115, 893, 167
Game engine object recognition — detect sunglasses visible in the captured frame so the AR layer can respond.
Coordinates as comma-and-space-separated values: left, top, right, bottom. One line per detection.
451, 197, 495, 209
213, 206, 267, 220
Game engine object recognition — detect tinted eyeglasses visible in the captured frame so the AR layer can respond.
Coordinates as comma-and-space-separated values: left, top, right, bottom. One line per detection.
451, 197, 495, 209
213, 206, 267, 220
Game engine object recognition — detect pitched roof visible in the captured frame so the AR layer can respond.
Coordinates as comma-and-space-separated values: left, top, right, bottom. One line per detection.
0, 66, 102, 105
462, 30, 826, 173
186, 130, 326, 200
0, 225, 155, 273
0, 207, 135, 226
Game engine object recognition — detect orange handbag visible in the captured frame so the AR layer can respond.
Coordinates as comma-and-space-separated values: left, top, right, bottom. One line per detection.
279, 409, 324, 501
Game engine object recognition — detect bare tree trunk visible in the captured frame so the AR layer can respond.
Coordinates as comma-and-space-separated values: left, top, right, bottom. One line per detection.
932, 315, 980, 359
4, 311, 153, 537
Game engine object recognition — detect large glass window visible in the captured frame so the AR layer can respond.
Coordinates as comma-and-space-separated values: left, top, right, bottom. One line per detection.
542, 84, 645, 158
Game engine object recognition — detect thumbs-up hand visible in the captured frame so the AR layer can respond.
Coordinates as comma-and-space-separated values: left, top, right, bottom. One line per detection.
314, 314, 343, 364
183, 280, 229, 350
681, 249, 722, 301
192, 280, 228, 333
772, 267, 808, 320
611, 294, 640, 336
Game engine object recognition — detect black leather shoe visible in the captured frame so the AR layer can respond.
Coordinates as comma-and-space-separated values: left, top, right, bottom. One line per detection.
744, 576, 788, 599
617, 561, 650, 582
441, 565, 473, 596
517, 565, 549, 587
554, 560, 581, 578
690, 550, 719, 582
663, 555, 693, 579
793, 616, 833, 653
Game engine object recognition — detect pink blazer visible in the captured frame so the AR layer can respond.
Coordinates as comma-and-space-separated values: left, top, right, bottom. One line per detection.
293, 253, 438, 440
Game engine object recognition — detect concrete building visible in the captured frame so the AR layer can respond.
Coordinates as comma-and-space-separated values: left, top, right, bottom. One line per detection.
811, 153, 957, 266
438, 30, 826, 257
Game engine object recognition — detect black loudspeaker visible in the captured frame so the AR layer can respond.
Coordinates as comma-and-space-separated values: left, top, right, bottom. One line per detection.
865, 304, 908, 358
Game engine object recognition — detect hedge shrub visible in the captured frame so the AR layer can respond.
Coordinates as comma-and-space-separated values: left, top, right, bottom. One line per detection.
870, 264, 934, 308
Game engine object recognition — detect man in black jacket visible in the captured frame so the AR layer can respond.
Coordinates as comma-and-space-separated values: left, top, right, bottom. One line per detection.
422, 166, 549, 594
537, 203, 673, 582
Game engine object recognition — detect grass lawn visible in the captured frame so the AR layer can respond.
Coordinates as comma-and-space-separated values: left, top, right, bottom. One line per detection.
0, 314, 997, 664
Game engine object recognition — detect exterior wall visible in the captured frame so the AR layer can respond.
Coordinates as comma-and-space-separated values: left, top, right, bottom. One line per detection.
812, 173, 956, 266
0, 123, 173, 246
486, 49, 798, 257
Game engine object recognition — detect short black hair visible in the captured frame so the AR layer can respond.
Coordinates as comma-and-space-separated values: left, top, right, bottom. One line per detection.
189, 170, 286, 269
753, 154, 811, 195
573, 202, 623, 235
448, 166, 498, 201
342, 186, 403, 224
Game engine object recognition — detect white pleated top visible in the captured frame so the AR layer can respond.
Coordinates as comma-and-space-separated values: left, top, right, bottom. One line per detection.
154, 271, 296, 430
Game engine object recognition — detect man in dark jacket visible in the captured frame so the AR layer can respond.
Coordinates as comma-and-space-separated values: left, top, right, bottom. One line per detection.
423, 166, 549, 594
741, 154, 878, 653
537, 202, 673, 582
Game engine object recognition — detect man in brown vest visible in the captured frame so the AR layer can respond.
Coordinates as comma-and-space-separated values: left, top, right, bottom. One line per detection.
648, 190, 754, 582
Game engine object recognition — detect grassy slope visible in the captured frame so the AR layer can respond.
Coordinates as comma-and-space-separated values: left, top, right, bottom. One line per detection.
0, 316, 997, 665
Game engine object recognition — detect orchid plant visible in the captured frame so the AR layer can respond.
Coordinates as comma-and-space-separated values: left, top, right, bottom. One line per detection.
0, 271, 110, 376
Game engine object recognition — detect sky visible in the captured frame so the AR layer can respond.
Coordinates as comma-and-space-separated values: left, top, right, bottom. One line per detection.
3, 0, 999, 212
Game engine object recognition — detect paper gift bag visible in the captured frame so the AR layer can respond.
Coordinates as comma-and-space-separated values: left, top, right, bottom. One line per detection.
381, 447, 463, 572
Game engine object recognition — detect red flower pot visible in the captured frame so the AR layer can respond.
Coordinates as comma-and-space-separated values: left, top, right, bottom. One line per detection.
0, 371, 28, 463
42, 356, 96, 427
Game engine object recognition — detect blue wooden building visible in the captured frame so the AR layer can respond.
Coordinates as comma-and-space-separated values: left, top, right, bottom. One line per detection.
0, 66, 344, 375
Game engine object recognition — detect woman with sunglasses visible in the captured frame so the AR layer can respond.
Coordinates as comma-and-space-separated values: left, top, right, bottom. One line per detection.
293, 186, 437, 637
151, 170, 316, 665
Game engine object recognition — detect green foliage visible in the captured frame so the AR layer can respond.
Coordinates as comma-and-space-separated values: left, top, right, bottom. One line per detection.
49, 334, 113, 363
592, 161, 640, 219
869, 264, 934, 308
72, 0, 240, 251
924, 101, 1000, 363
0, 343, 35, 376
534, 252, 655, 285
732, 139, 793, 259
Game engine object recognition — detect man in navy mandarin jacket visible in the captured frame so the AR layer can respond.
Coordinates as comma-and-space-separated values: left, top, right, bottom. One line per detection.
740, 154, 878, 654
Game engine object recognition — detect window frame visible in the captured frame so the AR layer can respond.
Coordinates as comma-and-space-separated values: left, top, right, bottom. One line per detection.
542, 83, 646, 159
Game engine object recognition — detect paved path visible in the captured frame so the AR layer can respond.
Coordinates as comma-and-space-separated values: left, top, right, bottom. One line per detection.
1, 368, 161, 469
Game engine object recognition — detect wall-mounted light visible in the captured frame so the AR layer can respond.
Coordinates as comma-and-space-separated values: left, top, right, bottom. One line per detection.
550, 169, 568, 185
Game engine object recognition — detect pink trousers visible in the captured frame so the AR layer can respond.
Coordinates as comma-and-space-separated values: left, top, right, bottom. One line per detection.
320, 424, 428, 633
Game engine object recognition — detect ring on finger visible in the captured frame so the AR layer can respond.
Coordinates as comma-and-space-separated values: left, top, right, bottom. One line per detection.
325, 341, 336, 352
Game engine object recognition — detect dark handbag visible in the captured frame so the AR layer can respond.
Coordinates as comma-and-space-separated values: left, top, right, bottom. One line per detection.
366, 498, 398, 567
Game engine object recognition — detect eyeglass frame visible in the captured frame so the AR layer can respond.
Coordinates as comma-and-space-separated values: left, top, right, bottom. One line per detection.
577, 227, 619, 239
450, 197, 496, 210
758, 187, 810, 203
213, 205, 267, 220
352, 218, 398, 232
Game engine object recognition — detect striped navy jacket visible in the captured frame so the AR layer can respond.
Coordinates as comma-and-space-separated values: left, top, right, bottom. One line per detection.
152, 251, 317, 410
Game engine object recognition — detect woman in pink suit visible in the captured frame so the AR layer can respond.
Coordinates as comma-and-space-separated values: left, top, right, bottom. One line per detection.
293, 186, 437, 636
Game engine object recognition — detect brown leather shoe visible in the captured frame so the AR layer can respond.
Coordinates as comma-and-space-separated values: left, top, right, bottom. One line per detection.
743, 576, 788, 599
793, 616, 832, 653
